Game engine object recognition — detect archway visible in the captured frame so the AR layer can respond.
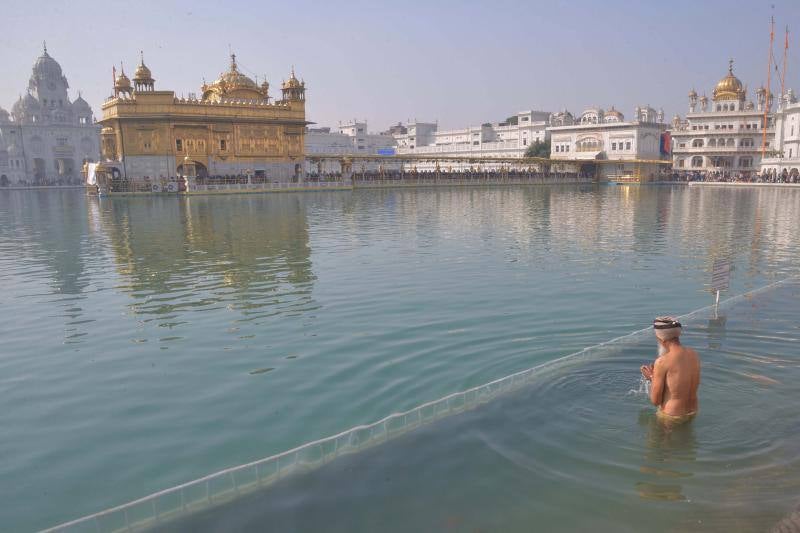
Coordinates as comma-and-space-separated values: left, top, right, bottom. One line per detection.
0, 175, 8, 187
177, 161, 208, 179
33, 158, 46, 182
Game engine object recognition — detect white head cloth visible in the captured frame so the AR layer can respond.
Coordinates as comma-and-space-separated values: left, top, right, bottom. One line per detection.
654, 316, 682, 341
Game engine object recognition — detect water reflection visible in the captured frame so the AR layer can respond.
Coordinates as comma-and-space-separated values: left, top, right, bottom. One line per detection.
706, 312, 727, 350
636, 408, 697, 502
96, 194, 316, 321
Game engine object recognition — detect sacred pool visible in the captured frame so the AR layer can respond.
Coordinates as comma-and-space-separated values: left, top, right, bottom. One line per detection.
1, 184, 799, 532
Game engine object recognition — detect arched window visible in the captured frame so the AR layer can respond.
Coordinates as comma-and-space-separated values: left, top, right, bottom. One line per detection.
716, 105, 722, 111
739, 157, 753, 168
723, 104, 729, 111
727, 138, 735, 147
708, 138, 716, 147
691, 156, 704, 167
740, 138, 754, 147
692, 138, 704, 147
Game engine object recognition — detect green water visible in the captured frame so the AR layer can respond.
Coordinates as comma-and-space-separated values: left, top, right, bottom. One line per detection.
0, 185, 798, 531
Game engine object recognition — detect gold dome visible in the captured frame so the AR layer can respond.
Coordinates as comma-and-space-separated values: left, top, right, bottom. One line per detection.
134, 52, 153, 82
282, 67, 303, 89
202, 53, 266, 102
713, 60, 745, 101
115, 65, 132, 91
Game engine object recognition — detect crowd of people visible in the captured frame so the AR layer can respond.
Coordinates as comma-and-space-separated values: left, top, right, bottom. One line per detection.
307, 169, 592, 182
1, 176, 84, 187
665, 170, 800, 184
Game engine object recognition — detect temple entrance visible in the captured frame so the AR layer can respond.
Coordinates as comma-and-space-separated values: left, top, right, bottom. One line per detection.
33, 158, 46, 182
55, 158, 76, 181
177, 161, 208, 178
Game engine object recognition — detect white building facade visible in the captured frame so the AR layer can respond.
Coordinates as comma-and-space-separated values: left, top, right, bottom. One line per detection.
549, 105, 667, 181
670, 61, 775, 178
393, 110, 551, 170
0, 46, 100, 186
304, 120, 396, 174
760, 89, 800, 179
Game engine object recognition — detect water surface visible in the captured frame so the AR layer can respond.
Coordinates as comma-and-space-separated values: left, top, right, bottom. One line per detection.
0, 185, 798, 531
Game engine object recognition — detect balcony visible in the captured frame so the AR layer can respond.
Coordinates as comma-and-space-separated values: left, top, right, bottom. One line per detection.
672, 145, 763, 153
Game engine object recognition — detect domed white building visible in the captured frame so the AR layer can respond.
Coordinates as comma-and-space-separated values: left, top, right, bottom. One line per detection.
669, 60, 775, 179
0, 44, 100, 186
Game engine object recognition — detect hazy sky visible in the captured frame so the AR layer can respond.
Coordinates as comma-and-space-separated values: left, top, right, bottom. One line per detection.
1, 0, 799, 132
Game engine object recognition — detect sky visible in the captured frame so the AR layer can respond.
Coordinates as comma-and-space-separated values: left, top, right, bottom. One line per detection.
1, 0, 799, 132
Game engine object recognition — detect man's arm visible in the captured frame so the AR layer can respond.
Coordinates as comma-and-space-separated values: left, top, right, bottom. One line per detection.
649, 358, 667, 407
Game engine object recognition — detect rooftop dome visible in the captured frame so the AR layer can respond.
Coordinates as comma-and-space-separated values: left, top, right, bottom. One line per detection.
134, 62, 152, 82
217, 54, 257, 89
32, 43, 64, 80
713, 60, 745, 101
133, 52, 154, 83
201, 54, 266, 102
0, 106, 10, 123
282, 67, 303, 89
72, 94, 92, 114
115, 66, 132, 92
11, 93, 41, 121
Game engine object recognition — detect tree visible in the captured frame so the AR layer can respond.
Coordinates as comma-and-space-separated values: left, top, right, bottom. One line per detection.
525, 139, 551, 158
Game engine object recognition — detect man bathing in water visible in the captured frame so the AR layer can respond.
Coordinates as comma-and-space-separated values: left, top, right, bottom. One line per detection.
641, 317, 700, 424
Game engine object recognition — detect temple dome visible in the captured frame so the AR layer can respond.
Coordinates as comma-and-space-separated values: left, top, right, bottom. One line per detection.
115, 68, 132, 92
202, 54, 266, 102
713, 60, 745, 101
72, 94, 92, 114
604, 107, 624, 122
32, 45, 64, 80
282, 67, 303, 89
12, 93, 41, 121
0, 106, 10, 123
134, 62, 151, 82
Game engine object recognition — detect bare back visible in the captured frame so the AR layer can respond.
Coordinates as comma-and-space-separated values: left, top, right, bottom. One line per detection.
651, 344, 700, 416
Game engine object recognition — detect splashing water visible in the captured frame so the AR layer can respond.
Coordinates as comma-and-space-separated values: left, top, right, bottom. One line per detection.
628, 376, 651, 396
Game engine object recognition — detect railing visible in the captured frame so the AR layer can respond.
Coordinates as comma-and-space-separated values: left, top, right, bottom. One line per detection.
672, 146, 760, 153
44, 275, 797, 533
187, 181, 352, 193
353, 176, 592, 188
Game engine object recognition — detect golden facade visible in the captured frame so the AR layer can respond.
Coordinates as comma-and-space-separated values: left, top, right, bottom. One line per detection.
99, 53, 307, 181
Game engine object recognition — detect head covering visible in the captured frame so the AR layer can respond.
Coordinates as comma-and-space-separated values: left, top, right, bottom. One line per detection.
654, 316, 682, 341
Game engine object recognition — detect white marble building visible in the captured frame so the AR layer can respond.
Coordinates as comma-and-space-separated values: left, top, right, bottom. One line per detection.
393, 110, 551, 170
548, 105, 667, 181
670, 61, 775, 178
0, 45, 100, 186
760, 89, 800, 178
304, 120, 396, 174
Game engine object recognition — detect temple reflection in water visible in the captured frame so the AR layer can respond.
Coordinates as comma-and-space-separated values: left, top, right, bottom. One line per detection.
95, 193, 316, 318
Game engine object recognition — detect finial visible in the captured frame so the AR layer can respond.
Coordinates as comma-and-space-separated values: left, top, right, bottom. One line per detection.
139, 50, 144, 65
120, 61, 125, 75
729, 58, 734, 74
291, 65, 295, 77
230, 52, 237, 70
43, 41, 48, 54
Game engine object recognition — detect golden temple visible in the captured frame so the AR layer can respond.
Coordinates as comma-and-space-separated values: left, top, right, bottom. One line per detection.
97, 52, 307, 185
